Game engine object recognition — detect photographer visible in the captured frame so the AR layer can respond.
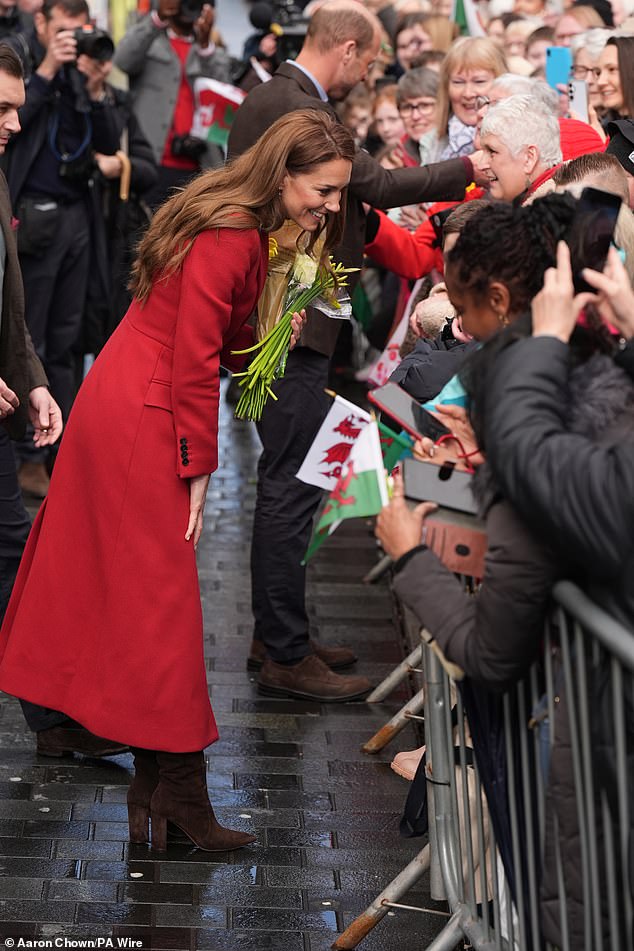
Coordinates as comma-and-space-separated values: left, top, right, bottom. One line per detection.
2, 0, 120, 497
113, 0, 231, 209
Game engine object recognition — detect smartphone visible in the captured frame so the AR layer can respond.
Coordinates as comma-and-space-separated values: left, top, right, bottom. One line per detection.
369, 382, 452, 442
403, 457, 478, 515
545, 46, 572, 90
566, 187, 621, 293
567, 78, 589, 123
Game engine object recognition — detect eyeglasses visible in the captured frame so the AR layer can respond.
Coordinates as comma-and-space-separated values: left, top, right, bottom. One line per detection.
399, 100, 436, 116
475, 95, 490, 110
572, 65, 601, 80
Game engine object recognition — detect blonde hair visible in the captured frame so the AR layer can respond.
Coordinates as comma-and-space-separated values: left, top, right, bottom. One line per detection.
423, 14, 459, 52
131, 111, 355, 303
436, 36, 507, 137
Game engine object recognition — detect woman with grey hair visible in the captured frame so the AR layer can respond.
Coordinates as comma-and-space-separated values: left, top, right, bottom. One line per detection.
478, 94, 562, 203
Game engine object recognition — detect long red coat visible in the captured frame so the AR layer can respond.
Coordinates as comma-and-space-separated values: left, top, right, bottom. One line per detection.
0, 227, 268, 752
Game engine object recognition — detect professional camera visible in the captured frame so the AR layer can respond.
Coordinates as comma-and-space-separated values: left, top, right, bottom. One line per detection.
249, 1, 308, 60
73, 26, 115, 63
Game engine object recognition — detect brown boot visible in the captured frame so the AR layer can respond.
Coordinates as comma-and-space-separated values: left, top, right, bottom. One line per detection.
257, 654, 372, 702
18, 462, 50, 498
149, 751, 256, 853
247, 638, 357, 672
127, 748, 159, 844
37, 722, 129, 758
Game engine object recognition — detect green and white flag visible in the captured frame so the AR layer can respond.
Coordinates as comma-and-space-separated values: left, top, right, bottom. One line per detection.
452, 0, 485, 36
303, 419, 389, 563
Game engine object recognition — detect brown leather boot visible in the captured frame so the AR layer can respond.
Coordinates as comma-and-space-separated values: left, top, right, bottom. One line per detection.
149, 751, 256, 853
247, 638, 357, 672
257, 654, 372, 702
36, 722, 129, 758
18, 462, 50, 498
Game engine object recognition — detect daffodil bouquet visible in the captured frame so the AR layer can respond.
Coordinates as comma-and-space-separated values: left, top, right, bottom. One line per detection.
232, 246, 357, 421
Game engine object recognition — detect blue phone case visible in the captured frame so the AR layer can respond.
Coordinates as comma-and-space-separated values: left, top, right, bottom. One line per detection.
545, 46, 572, 89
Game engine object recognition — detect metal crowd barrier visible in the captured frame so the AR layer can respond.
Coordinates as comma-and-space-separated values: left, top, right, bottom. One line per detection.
334, 581, 634, 950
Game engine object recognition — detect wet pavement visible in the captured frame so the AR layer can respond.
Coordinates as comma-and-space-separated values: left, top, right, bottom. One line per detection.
0, 381, 446, 949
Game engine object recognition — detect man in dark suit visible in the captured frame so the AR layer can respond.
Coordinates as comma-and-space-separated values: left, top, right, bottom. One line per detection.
0, 45, 127, 757
228, 0, 479, 701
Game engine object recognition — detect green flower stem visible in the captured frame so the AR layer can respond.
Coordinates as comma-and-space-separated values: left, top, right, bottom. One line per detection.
232, 262, 357, 421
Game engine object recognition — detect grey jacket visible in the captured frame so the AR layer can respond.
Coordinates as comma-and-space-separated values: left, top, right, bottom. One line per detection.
113, 15, 231, 168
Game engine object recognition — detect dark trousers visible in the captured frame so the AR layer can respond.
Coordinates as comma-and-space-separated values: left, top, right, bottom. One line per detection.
18, 200, 90, 462
250, 348, 331, 663
0, 428, 67, 732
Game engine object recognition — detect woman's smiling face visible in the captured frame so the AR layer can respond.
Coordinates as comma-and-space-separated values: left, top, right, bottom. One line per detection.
280, 158, 352, 232
449, 68, 496, 126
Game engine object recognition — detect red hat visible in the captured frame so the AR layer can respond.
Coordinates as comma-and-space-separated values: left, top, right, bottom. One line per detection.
558, 117, 606, 161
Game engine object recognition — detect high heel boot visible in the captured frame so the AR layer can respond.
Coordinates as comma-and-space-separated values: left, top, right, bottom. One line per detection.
127, 748, 159, 844
149, 750, 256, 853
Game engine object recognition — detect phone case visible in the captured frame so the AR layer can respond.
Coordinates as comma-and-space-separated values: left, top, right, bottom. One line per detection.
403, 457, 478, 515
568, 79, 589, 123
545, 46, 572, 90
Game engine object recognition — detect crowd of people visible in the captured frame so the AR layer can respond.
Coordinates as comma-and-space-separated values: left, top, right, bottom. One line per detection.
0, 0, 631, 942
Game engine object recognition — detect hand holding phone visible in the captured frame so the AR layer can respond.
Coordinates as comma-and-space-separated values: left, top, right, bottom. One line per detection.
369, 382, 452, 442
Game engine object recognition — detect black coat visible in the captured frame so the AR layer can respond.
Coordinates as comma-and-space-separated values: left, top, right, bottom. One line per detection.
483, 336, 634, 947
390, 334, 477, 403
483, 335, 634, 632
227, 62, 470, 357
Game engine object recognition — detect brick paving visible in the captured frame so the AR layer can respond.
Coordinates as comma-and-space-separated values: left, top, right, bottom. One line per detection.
0, 381, 446, 950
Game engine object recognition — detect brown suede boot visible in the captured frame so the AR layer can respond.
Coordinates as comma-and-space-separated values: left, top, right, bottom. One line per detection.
149, 751, 256, 853
37, 722, 129, 758
127, 748, 159, 844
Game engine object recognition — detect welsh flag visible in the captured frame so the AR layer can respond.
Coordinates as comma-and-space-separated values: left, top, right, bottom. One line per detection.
191, 78, 246, 149
303, 419, 389, 563
296, 395, 371, 492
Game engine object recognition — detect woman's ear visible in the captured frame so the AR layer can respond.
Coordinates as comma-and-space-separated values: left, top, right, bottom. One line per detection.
488, 281, 512, 317
523, 144, 540, 177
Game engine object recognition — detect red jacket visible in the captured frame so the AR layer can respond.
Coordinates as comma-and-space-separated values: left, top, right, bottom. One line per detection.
365, 187, 485, 280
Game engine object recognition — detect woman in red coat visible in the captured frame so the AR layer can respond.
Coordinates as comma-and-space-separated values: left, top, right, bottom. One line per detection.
0, 110, 355, 853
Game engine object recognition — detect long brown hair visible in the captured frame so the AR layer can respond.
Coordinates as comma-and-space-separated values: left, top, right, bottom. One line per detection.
131, 110, 356, 303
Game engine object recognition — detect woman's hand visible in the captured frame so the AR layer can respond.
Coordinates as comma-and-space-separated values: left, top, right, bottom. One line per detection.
186, 473, 210, 548
532, 241, 597, 343
582, 246, 634, 340
289, 309, 306, 350
375, 472, 437, 561
413, 404, 484, 469
28, 387, 63, 447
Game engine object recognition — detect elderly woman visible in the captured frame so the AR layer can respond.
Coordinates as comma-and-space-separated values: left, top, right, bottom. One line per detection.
478, 94, 563, 202
419, 36, 507, 163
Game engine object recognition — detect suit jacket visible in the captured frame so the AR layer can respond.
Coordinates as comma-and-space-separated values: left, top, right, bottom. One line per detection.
0, 170, 48, 440
228, 62, 471, 356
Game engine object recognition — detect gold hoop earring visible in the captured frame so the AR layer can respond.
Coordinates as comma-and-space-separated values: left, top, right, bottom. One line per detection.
497, 312, 509, 326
